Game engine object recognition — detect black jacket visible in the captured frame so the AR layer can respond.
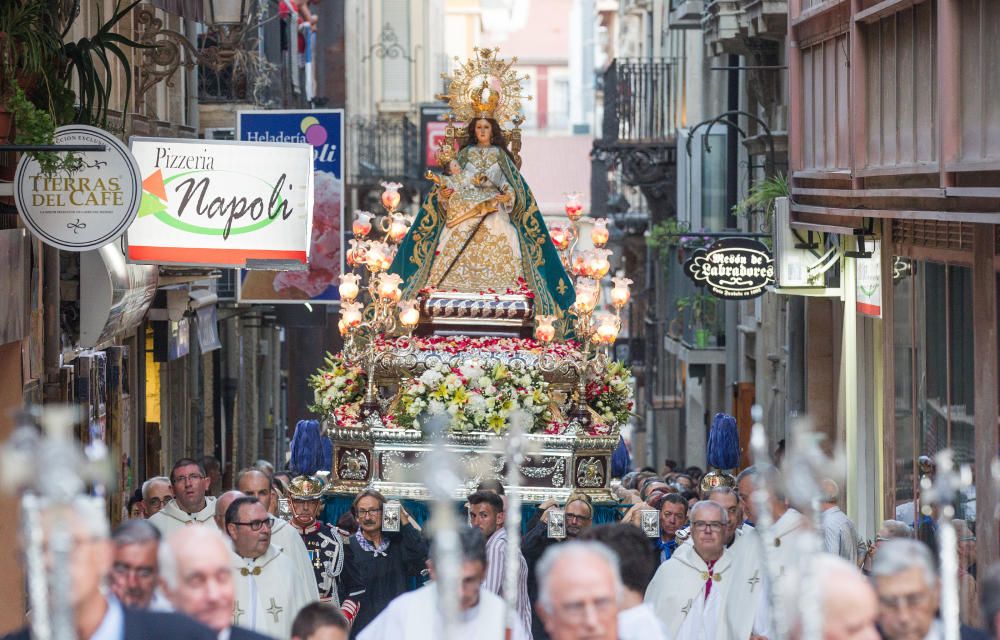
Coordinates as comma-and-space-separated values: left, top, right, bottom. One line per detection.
230, 625, 278, 640
2, 608, 217, 640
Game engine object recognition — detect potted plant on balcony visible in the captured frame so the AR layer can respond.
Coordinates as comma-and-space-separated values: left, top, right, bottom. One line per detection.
1, 0, 144, 173
676, 292, 719, 348
733, 172, 789, 228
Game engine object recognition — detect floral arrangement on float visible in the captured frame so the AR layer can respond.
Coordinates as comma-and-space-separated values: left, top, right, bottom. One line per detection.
307, 335, 634, 436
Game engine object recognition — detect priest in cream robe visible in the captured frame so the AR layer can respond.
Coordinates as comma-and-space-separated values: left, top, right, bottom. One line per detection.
358, 526, 529, 640
148, 458, 219, 536
737, 465, 809, 580
225, 496, 319, 639
236, 468, 317, 595
645, 500, 769, 640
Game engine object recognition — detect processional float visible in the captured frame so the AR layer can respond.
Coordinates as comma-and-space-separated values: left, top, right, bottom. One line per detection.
311, 47, 633, 505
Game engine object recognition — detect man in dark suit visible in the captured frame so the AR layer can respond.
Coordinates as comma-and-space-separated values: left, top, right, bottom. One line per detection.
1, 497, 217, 640
872, 538, 990, 640
159, 525, 274, 639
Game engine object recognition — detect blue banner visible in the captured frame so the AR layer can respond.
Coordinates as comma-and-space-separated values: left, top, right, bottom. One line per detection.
236, 109, 344, 303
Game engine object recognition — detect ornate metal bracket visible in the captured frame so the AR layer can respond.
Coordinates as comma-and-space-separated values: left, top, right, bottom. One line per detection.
361, 23, 415, 63
134, 3, 248, 113
592, 142, 677, 202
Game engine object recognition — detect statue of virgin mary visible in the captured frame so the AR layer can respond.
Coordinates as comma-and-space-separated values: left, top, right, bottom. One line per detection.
389, 49, 576, 321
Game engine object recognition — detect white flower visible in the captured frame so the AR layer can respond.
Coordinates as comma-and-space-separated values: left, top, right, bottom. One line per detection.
419, 369, 444, 386
428, 400, 447, 415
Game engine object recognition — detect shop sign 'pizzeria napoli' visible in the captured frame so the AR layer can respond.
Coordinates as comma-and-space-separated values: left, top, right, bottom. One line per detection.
126, 137, 315, 268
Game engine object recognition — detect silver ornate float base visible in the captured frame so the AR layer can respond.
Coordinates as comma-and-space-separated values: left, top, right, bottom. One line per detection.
325, 421, 618, 504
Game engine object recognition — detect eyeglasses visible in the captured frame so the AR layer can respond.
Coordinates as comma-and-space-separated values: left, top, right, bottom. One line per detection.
878, 591, 930, 611
231, 519, 272, 531
556, 596, 617, 617
112, 562, 156, 579
146, 496, 173, 508
357, 508, 383, 517
692, 521, 724, 532
173, 474, 205, 485
566, 513, 592, 523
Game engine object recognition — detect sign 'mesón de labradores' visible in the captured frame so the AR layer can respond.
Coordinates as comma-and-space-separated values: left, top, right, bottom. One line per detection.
682, 237, 775, 300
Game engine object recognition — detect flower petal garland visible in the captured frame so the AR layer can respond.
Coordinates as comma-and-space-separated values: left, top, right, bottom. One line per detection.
308, 336, 633, 435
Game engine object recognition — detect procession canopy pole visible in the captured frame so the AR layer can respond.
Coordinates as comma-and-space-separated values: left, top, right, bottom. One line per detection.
422, 414, 464, 640
926, 450, 968, 640
502, 410, 535, 640
0, 405, 113, 640
783, 418, 835, 640
747, 406, 785, 640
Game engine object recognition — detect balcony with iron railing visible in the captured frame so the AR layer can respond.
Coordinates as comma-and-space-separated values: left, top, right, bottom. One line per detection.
599, 58, 681, 146
347, 115, 421, 187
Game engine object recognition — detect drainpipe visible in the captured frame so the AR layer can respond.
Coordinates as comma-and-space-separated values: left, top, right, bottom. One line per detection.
43, 245, 61, 401
842, 241, 859, 524
724, 55, 740, 397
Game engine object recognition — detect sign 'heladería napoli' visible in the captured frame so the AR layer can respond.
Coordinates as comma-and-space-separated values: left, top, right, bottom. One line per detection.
126, 137, 314, 268
682, 237, 775, 300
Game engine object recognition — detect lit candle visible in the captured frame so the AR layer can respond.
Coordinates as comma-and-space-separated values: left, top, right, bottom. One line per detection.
347, 239, 367, 268
595, 313, 620, 344
564, 192, 583, 221
353, 211, 373, 238
398, 300, 420, 328
377, 273, 404, 302
339, 273, 361, 301
610, 276, 633, 308
571, 252, 588, 277
550, 225, 571, 251
381, 181, 403, 212
573, 278, 598, 314
588, 248, 612, 279
341, 302, 364, 329
535, 315, 557, 343
387, 214, 411, 244
591, 218, 609, 248
338, 318, 349, 336
366, 242, 392, 272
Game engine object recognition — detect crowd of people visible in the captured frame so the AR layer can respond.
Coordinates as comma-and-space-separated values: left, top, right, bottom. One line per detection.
6, 453, 998, 640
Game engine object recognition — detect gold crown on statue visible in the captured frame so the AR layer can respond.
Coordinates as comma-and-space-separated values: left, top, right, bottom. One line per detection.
437, 47, 530, 127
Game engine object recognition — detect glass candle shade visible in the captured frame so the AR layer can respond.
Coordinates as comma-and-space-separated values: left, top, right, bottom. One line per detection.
341, 302, 364, 329
377, 273, 404, 302
352, 211, 373, 238
398, 300, 420, 328
534, 315, 557, 343
381, 181, 403, 212
610, 276, 633, 308
595, 313, 620, 344
550, 225, 571, 251
338, 273, 361, 301
590, 218, 610, 248
387, 214, 411, 244
366, 242, 392, 272
564, 193, 584, 221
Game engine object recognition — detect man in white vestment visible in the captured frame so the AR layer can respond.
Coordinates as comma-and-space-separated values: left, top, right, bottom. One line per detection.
159, 526, 273, 640
645, 500, 768, 640
148, 458, 219, 535
237, 468, 316, 593
737, 465, 809, 579
226, 496, 319, 638
358, 526, 528, 640
535, 541, 621, 640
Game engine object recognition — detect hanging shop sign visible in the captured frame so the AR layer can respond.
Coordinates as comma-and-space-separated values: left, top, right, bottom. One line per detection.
126, 137, 314, 268
14, 125, 142, 251
236, 109, 343, 303
856, 240, 882, 318
682, 237, 775, 300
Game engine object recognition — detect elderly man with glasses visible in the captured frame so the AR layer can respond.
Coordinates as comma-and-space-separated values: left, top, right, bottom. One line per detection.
645, 500, 769, 640
872, 538, 988, 640
225, 495, 319, 639
148, 459, 218, 535
142, 476, 174, 518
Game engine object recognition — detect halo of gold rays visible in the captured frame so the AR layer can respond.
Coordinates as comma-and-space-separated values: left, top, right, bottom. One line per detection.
437, 47, 531, 127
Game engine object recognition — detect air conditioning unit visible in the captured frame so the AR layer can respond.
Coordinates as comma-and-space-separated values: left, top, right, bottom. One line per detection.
772, 197, 825, 289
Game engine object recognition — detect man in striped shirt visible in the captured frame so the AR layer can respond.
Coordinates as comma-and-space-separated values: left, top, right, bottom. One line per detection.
468, 490, 533, 639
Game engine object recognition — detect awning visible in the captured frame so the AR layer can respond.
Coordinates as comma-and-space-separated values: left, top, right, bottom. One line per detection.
80, 245, 159, 349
